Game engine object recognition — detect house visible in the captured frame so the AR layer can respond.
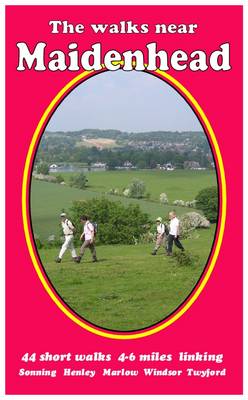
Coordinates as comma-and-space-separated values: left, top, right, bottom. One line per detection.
157, 163, 175, 171
123, 161, 133, 168
184, 161, 201, 170
116, 161, 136, 170
91, 162, 107, 169
49, 164, 58, 169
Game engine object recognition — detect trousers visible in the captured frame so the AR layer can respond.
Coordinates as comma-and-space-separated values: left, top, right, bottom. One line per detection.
59, 235, 77, 259
80, 240, 97, 259
167, 234, 184, 254
154, 234, 165, 251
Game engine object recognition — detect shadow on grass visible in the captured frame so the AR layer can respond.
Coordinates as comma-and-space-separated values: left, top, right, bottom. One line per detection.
78, 258, 108, 264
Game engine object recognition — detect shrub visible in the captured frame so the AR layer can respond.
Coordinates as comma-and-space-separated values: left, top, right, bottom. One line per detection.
35, 234, 64, 249
139, 231, 156, 244
70, 173, 88, 189
127, 179, 146, 199
195, 186, 218, 222
170, 251, 200, 267
48, 234, 56, 242
179, 212, 210, 238
45, 234, 63, 248
70, 198, 151, 245
160, 193, 169, 204
173, 199, 185, 207
123, 188, 131, 197
36, 162, 49, 175
32, 173, 56, 183
108, 188, 120, 196
56, 174, 64, 184
34, 238, 43, 249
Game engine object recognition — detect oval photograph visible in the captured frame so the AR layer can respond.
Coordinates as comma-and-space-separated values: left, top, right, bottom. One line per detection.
30, 70, 219, 332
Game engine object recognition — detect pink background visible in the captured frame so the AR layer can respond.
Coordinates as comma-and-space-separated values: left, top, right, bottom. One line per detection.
6, 6, 243, 395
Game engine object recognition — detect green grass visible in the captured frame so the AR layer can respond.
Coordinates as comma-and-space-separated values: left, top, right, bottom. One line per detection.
31, 169, 217, 240
31, 169, 217, 330
31, 180, 185, 240
39, 226, 215, 331
53, 169, 217, 201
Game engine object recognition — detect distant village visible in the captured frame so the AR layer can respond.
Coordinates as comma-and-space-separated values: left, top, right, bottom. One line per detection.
123, 138, 198, 153
37, 129, 215, 172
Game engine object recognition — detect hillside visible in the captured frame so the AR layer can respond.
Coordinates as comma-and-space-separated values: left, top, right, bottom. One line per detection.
36, 129, 213, 169
44, 128, 207, 147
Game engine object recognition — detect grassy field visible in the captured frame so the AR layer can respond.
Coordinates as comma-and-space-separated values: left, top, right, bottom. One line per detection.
77, 137, 119, 148
31, 180, 185, 240
31, 169, 217, 240
53, 169, 217, 202
39, 226, 215, 331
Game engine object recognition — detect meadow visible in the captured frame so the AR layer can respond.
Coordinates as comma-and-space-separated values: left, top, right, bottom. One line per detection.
53, 169, 216, 201
39, 225, 215, 331
31, 168, 217, 331
31, 169, 217, 240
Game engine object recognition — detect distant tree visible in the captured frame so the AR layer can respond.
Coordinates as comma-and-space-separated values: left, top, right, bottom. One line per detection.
70, 173, 88, 189
107, 158, 118, 170
136, 160, 146, 169
195, 186, 218, 222
160, 193, 169, 204
128, 179, 146, 199
149, 160, 157, 169
37, 162, 49, 175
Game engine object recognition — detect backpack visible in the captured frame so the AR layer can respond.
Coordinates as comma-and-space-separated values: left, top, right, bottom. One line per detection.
91, 221, 98, 235
164, 224, 169, 236
66, 219, 76, 234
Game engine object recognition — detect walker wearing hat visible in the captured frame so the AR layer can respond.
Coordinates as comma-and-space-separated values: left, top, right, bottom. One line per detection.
151, 217, 166, 255
55, 213, 79, 263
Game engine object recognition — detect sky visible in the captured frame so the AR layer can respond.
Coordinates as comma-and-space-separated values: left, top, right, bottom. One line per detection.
46, 70, 203, 132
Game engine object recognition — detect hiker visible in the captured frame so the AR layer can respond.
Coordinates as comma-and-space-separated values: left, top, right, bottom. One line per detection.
167, 211, 184, 256
77, 215, 97, 263
152, 217, 167, 255
55, 213, 78, 263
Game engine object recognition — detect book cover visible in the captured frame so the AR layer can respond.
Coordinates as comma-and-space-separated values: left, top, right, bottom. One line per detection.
6, 5, 243, 395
